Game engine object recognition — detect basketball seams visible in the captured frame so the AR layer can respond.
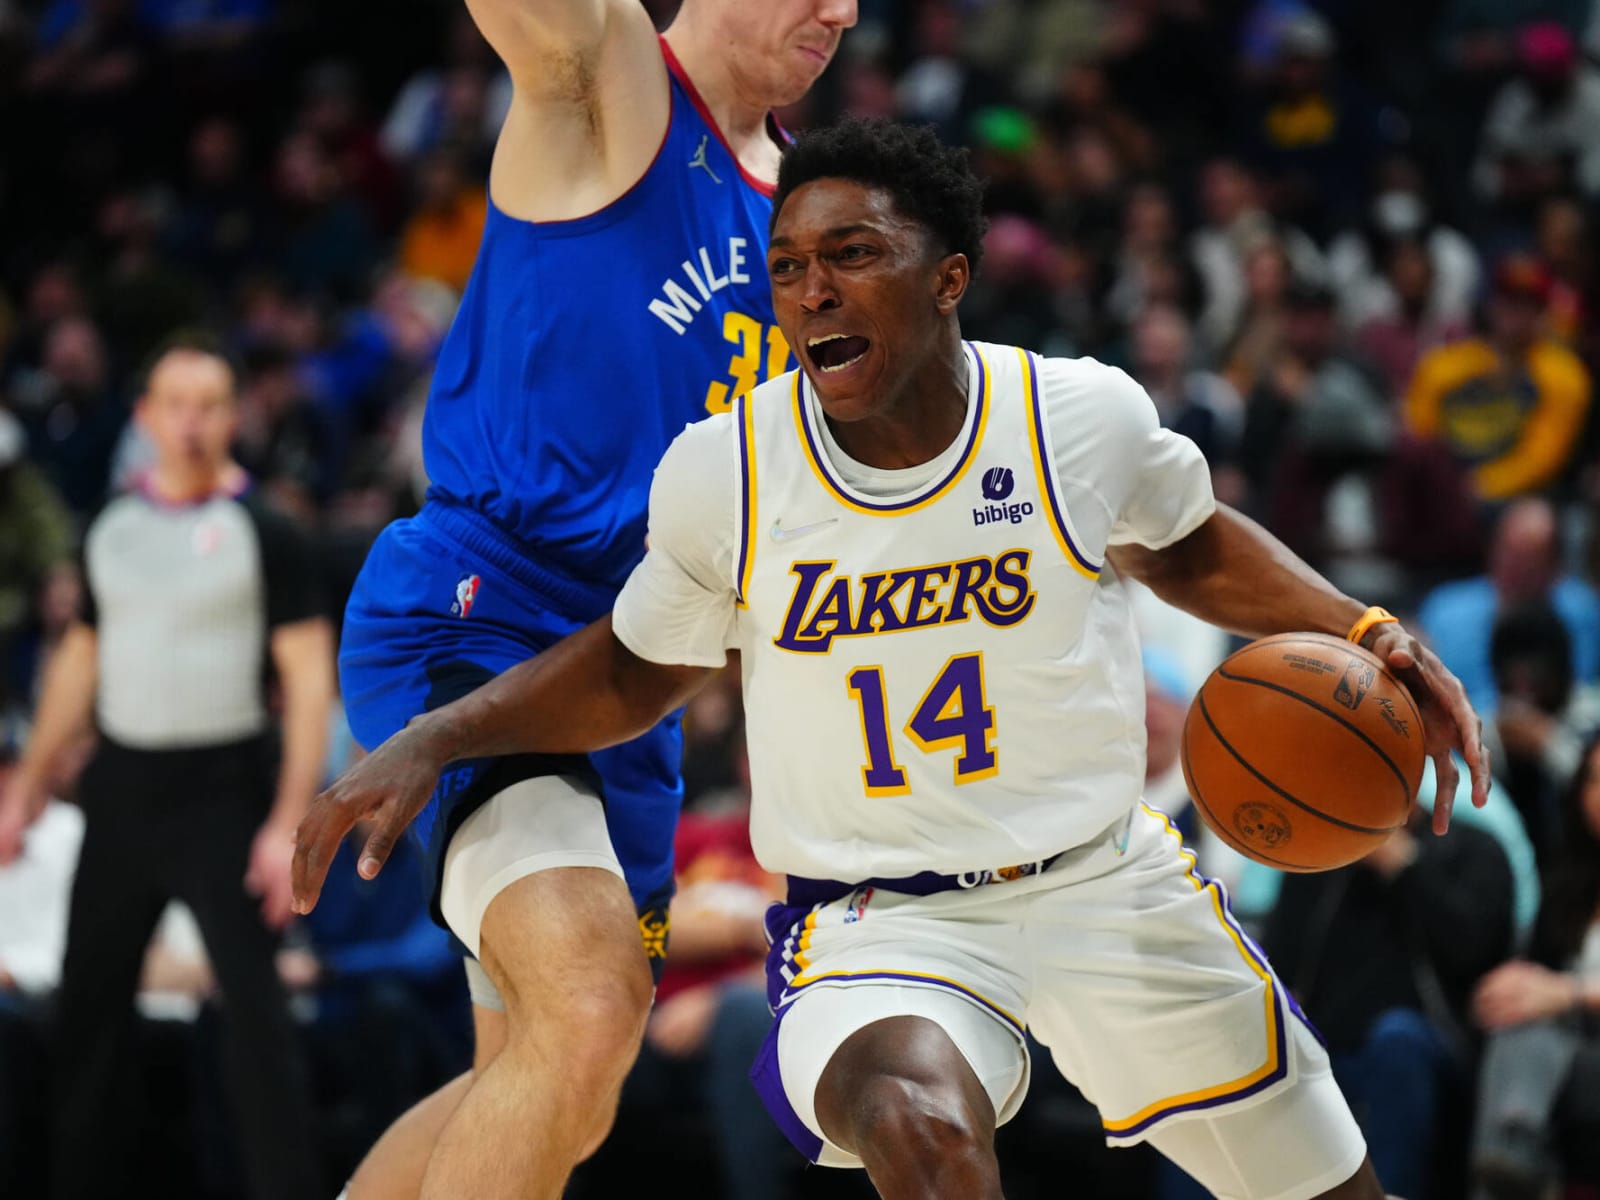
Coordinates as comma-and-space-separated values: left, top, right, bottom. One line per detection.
1228, 631, 1424, 730
1194, 692, 1406, 836
1181, 737, 1316, 872
1213, 666, 1417, 811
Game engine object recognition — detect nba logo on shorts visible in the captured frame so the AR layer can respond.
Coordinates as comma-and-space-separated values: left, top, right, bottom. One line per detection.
981, 467, 1015, 501
452, 574, 481, 618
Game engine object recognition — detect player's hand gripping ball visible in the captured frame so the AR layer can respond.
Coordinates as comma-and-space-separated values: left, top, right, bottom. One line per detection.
1181, 633, 1425, 871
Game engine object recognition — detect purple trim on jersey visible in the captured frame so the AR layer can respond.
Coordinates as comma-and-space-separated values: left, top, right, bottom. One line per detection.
750, 1001, 827, 1163
785, 853, 1064, 909
734, 393, 753, 605
797, 342, 986, 513
1023, 351, 1101, 576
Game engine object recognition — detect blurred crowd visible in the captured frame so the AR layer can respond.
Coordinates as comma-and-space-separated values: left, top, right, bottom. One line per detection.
3, 0, 1600, 1197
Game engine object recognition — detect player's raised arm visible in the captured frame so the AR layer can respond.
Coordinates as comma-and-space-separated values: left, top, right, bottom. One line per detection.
291, 615, 710, 913
465, 0, 668, 219
1108, 504, 1490, 833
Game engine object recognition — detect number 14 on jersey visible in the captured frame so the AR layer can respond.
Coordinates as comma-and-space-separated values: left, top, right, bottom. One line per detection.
847, 654, 998, 796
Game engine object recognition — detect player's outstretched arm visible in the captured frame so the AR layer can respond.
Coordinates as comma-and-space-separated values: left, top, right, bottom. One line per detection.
1108, 503, 1489, 833
465, 0, 666, 219
464, 0, 640, 91
290, 615, 710, 913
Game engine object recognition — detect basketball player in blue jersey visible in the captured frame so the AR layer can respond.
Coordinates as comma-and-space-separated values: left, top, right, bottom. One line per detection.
298, 120, 1491, 1200
300, 2, 855, 1198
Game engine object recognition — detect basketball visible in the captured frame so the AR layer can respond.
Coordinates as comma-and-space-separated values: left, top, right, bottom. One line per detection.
1180, 633, 1426, 872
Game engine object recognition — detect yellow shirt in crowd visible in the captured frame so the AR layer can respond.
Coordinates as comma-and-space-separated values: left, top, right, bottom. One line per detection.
1404, 337, 1591, 500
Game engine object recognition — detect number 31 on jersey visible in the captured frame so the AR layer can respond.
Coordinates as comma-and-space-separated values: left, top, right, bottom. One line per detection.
847, 654, 998, 796
705, 312, 790, 414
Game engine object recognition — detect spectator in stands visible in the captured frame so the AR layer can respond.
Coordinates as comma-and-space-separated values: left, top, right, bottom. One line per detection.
1127, 304, 1244, 500
1405, 254, 1591, 502
1188, 156, 1322, 358
1220, 231, 1295, 398
1420, 498, 1600, 716
1532, 193, 1592, 350
1355, 237, 1471, 399
1238, 279, 1387, 503
296, 61, 402, 233
380, 9, 510, 169
1265, 362, 1484, 613
1474, 22, 1600, 214
1235, 11, 1391, 239
271, 129, 378, 303
9, 316, 126, 516
1264, 802, 1516, 1200
1471, 733, 1600, 1197
167, 116, 273, 296
0, 408, 75, 670
93, 186, 203, 372
1486, 602, 1600, 867
398, 143, 487, 295
1329, 154, 1481, 332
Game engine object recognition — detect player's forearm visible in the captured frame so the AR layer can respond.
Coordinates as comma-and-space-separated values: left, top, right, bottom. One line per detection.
1110, 505, 1366, 641
14, 623, 98, 789
413, 615, 710, 764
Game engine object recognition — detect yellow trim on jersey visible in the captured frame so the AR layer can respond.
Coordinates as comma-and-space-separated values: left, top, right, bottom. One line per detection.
786, 967, 1025, 1034
791, 344, 994, 516
1019, 347, 1100, 581
793, 910, 818, 970
736, 392, 758, 608
1098, 806, 1284, 1135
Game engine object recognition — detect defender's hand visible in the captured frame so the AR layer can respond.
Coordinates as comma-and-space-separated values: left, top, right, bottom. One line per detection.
291, 721, 451, 914
1361, 622, 1489, 834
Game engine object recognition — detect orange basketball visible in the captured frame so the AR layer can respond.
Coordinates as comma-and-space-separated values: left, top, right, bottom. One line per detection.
1180, 632, 1426, 872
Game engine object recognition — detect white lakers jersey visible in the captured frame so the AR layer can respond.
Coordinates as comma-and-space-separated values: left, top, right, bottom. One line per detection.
613, 341, 1215, 882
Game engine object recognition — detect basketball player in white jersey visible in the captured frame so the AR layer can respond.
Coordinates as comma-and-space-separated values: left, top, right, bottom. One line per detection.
293, 119, 1489, 1199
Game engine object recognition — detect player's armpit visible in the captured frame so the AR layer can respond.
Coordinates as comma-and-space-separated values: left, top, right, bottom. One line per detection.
464, 0, 652, 98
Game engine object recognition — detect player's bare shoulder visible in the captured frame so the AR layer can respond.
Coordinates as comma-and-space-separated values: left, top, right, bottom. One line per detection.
472, 0, 669, 222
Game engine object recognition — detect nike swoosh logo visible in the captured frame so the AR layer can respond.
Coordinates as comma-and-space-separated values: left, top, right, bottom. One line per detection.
770, 517, 839, 543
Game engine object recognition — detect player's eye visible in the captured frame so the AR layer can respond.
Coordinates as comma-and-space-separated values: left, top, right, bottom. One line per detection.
838, 244, 875, 262
769, 257, 800, 277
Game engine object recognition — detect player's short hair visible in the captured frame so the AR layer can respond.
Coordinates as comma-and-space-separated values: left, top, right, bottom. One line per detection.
772, 118, 988, 275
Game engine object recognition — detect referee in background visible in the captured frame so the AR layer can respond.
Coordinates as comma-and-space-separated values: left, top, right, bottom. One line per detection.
0, 339, 334, 1199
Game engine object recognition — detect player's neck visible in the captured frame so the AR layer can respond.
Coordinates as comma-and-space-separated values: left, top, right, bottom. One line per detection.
825, 334, 969, 471
662, 25, 777, 170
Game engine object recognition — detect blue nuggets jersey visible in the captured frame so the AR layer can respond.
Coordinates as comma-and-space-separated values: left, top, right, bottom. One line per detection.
422, 39, 791, 593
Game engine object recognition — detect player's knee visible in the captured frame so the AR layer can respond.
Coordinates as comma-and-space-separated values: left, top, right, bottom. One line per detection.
846, 1073, 992, 1169
509, 967, 650, 1092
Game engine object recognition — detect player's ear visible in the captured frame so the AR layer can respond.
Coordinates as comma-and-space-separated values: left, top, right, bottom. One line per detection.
933, 252, 970, 315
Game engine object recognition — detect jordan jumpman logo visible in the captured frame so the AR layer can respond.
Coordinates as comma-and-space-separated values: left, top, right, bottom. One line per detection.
688, 135, 722, 183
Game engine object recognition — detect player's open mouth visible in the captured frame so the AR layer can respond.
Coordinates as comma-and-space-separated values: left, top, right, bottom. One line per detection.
807, 333, 870, 374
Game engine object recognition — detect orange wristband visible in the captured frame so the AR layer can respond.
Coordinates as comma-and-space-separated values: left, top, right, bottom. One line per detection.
1347, 605, 1398, 645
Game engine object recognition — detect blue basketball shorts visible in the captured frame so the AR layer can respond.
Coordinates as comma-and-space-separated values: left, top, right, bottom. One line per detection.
338, 503, 681, 944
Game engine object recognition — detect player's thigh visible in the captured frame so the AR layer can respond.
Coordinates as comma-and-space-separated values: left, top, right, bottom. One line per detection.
1025, 808, 1326, 1145
1143, 1025, 1368, 1200
757, 983, 1029, 1170
439, 771, 626, 960
755, 888, 1032, 1169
